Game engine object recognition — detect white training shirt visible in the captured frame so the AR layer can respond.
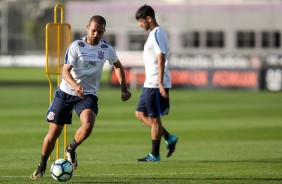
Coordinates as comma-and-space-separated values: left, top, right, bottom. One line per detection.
60, 37, 118, 96
143, 26, 172, 88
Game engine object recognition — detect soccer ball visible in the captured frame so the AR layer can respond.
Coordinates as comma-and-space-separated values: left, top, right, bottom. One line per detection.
50, 159, 73, 182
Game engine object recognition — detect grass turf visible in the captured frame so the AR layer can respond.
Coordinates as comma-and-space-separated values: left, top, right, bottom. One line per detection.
0, 67, 281, 183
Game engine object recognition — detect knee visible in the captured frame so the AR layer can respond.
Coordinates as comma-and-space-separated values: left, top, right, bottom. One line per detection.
80, 111, 95, 133
46, 124, 63, 142
135, 111, 143, 121
46, 131, 60, 143
150, 117, 161, 125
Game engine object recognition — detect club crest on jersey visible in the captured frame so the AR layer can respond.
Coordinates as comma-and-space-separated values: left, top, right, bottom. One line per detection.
98, 51, 105, 60
78, 42, 85, 47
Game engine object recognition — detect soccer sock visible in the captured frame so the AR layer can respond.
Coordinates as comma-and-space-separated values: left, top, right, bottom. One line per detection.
68, 139, 80, 151
151, 140, 161, 157
162, 127, 170, 141
39, 155, 48, 169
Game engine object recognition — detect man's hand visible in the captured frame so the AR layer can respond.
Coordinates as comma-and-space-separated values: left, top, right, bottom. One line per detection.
159, 84, 168, 98
74, 84, 84, 98
121, 90, 131, 102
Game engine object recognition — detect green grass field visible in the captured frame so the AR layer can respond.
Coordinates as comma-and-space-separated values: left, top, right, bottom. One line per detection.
0, 67, 282, 184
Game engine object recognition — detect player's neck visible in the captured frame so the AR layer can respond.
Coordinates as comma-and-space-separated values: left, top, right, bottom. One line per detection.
85, 37, 99, 46
150, 23, 159, 31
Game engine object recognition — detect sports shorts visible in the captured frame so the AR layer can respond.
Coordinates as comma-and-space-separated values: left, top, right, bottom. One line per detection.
136, 88, 170, 118
46, 88, 98, 125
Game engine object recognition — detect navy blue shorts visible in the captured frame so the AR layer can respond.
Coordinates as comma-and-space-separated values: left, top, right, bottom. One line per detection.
46, 88, 98, 125
136, 88, 170, 118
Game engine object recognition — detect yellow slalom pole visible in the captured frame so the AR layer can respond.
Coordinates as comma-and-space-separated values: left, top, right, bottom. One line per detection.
54, 3, 67, 160
64, 125, 67, 159
46, 3, 71, 161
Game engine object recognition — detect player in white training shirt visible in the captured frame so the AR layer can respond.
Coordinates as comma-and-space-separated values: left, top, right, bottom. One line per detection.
143, 26, 171, 89
60, 37, 119, 96
31, 15, 131, 180
135, 5, 178, 162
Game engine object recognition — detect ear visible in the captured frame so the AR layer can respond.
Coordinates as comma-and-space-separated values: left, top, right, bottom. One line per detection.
146, 16, 152, 22
86, 24, 89, 30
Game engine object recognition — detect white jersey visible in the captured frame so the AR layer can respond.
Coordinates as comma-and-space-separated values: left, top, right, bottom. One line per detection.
143, 26, 172, 88
60, 37, 118, 96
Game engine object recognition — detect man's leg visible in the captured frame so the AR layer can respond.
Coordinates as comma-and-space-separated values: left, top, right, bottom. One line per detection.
66, 109, 96, 169
136, 111, 178, 158
135, 111, 170, 140
42, 123, 65, 157
76, 109, 96, 142
31, 123, 64, 179
150, 117, 162, 157
137, 116, 162, 162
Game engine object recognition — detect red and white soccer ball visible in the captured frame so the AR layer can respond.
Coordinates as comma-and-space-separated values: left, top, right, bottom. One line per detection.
50, 159, 73, 182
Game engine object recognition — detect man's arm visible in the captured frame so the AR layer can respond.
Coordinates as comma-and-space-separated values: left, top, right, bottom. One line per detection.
112, 60, 131, 101
157, 53, 168, 98
62, 64, 84, 98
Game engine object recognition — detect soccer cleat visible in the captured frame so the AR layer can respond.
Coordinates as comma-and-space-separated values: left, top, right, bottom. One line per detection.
30, 165, 46, 180
65, 148, 78, 170
137, 153, 160, 162
165, 134, 178, 157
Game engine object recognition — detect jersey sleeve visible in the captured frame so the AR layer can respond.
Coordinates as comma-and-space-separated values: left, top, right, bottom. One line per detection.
64, 42, 78, 65
107, 45, 119, 65
153, 29, 167, 55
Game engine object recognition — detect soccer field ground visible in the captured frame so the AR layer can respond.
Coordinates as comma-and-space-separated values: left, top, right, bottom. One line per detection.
0, 68, 282, 184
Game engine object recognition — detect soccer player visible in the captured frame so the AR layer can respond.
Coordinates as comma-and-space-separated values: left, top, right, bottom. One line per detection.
31, 15, 131, 179
135, 5, 178, 162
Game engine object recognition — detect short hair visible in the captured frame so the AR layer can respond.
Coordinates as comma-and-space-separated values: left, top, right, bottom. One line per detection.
89, 15, 106, 27
135, 4, 155, 20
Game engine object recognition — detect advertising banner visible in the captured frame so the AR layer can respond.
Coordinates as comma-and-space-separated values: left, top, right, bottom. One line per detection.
261, 55, 282, 91
110, 54, 262, 90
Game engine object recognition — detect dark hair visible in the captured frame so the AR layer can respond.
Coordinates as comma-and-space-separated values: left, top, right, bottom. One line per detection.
135, 4, 155, 20
89, 15, 106, 27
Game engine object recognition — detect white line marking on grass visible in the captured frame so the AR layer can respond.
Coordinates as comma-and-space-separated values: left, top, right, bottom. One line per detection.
0, 173, 213, 178
0, 176, 29, 178
77, 173, 213, 176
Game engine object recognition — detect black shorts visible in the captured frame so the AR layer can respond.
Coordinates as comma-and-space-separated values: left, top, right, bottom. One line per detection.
46, 88, 98, 125
136, 88, 170, 118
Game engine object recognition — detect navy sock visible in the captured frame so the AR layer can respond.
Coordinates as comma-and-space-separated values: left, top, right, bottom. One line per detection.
162, 127, 170, 141
151, 140, 161, 157
39, 155, 48, 169
68, 139, 80, 151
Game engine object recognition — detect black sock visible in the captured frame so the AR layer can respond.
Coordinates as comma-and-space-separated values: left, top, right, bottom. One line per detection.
39, 155, 48, 169
67, 139, 80, 151
151, 140, 161, 157
162, 127, 170, 141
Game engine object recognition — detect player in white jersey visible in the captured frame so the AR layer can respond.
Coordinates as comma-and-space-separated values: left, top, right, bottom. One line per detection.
31, 15, 131, 179
135, 5, 178, 162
